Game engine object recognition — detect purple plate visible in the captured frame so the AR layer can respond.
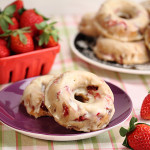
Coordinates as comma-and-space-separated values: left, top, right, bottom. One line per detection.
0, 78, 133, 141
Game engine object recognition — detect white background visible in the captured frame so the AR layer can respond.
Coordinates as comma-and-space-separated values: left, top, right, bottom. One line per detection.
0, 0, 144, 16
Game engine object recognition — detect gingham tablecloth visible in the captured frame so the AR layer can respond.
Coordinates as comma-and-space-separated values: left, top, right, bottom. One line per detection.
0, 15, 150, 150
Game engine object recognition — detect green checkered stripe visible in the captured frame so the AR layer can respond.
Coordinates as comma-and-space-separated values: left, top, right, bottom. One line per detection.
0, 15, 150, 150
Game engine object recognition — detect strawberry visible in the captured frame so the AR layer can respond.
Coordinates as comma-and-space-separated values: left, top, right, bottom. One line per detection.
10, 29, 34, 53
0, 45, 10, 58
0, 27, 34, 53
44, 36, 58, 48
0, 39, 7, 46
120, 117, 150, 150
20, 9, 47, 36
0, 5, 19, 34
35, 21, 59, 48
9, 0, 24, 20
140, 92, 150, 120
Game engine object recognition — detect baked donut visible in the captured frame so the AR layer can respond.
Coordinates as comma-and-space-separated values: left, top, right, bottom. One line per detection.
144, 26, 150, 51
93, 0, 149, 42
93, 37, 150, 65
79, 13, 99, 37
45, 71, 115, 132
22, 75, 56, 118
141, 0, 150, 15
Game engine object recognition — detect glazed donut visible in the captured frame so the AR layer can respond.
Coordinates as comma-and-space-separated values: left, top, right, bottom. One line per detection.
94, 0, 149, 42
141, 0, 150, 15
45, 71, 115, 132
22, 75, 56, 118
93, 37, 150, 65
144, 26, 150, 51
79, 13, 99, 37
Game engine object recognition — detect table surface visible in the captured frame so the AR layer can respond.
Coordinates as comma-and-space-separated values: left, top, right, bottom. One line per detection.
0, 0, 150, 150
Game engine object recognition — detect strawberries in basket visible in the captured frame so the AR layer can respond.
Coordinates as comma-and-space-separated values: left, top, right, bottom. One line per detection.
0, 0, 59, 58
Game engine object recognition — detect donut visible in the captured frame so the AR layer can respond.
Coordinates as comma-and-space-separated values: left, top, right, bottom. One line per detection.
79, 13, 99, 37
45, 71, 115, 132
93, 0, 149, 42
93, 37, 150, 65
22, 75, 56, 118
144, 26, 150, 51
141, 0, 150, 15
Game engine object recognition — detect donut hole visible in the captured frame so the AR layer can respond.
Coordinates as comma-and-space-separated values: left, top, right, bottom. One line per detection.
116, 11, 133, 19
74, 93, 89, 103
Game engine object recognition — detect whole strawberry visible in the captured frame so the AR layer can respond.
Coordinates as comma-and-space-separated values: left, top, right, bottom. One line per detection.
35, 21, 58, 48
9, 0, 24, 20
120, 117, 150, 150
141, 92, 150, 120
0, 5, 19, 34
0, 39, 7, 46
9, 28, 34, 53
0, 45, 10, 58
20, 9, 46, 36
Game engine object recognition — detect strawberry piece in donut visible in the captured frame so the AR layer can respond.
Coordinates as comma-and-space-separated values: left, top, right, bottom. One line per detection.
93, 0, 149, 42
45, 70, 115, 132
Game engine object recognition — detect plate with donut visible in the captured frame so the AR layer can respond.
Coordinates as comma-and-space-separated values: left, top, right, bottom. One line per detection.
0, 75, 133, 141
71, 0, 150, 75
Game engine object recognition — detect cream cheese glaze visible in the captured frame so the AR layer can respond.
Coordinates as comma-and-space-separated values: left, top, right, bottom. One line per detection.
93, 0, 149, 42
45, 70, 115, 132
22, 75, 56, 118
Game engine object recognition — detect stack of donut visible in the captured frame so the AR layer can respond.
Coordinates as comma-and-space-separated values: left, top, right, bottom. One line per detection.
79, 0, 150, 65
22, 71, 115, 132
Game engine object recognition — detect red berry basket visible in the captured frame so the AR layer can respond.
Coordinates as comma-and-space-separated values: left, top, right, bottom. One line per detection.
0, 45, 60, 84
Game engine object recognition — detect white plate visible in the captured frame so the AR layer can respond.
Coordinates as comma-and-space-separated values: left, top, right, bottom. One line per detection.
70, 33, 150, 75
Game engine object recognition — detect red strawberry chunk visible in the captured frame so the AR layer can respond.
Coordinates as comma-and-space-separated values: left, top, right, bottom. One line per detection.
74, 115, 87, 121
63, 104, 69, 116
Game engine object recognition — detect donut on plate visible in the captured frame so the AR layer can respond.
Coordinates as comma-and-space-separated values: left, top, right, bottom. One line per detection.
45, 70, 115, 132
141, 0, 150, 15
79, 13, 99, 37
22, 75, 56, 118
144, 26, 150, 51
93, 37, 150, 65
93, 0, 149, 42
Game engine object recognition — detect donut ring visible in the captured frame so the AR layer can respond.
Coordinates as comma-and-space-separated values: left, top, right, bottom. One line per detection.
94, 0, 149, 42
22, 75, 56, 118
144, 26, 150, 51
141, 0, 150, 15
45, 71, 115, 132
79, 13, 99, 37
93, 37, 150, 65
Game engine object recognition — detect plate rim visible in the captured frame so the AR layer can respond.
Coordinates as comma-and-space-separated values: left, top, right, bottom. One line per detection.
0, 78, 133, 141
70, 32, 150, 75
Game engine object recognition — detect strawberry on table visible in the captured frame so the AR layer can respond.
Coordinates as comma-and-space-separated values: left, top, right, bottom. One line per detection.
20, 9, 47, 37
0, 5, 19, 34
0, 45, 10, 58
120, 117, 150, 150
141, 92, 150, 120
35, 21, 59, 48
